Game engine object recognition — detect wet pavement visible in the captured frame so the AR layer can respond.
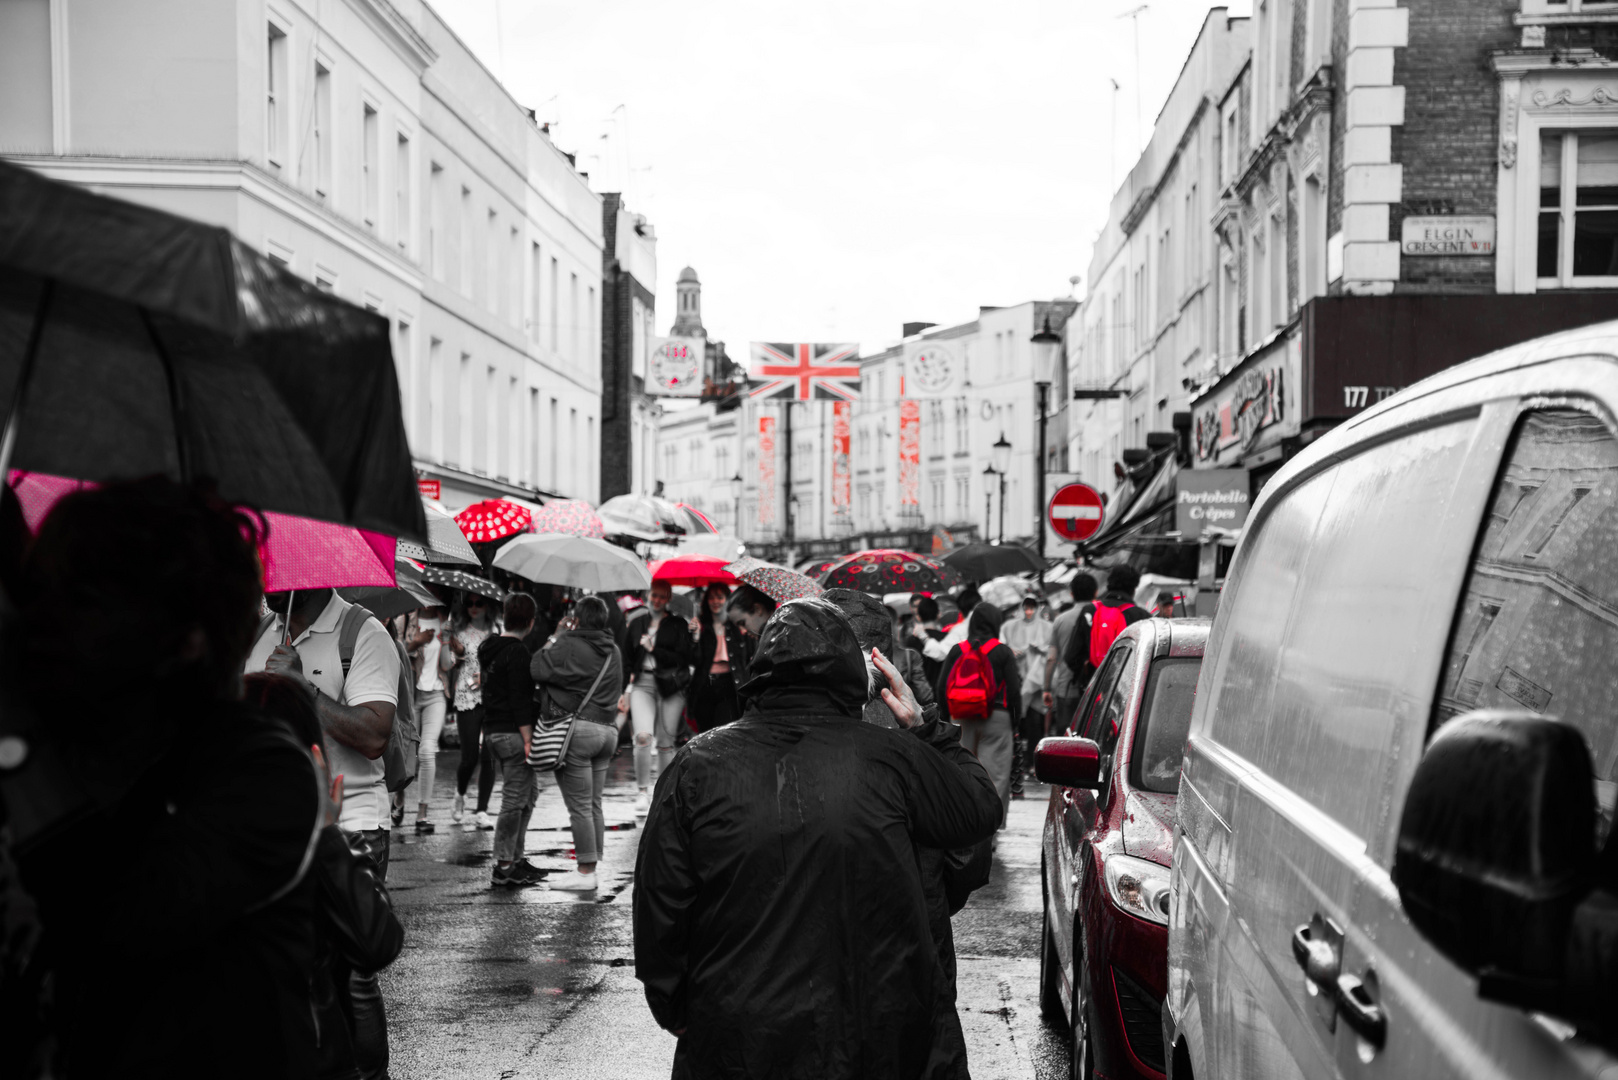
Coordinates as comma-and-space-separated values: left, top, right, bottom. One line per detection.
383, 745, 1070, 1079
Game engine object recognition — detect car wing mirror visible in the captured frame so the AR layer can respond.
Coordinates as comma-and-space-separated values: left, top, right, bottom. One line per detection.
1393, 710, 1596, 1002
1034, 736, 1103, 789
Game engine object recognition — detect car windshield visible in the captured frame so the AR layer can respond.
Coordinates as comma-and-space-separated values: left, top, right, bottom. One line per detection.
1130, 657, 1202, 793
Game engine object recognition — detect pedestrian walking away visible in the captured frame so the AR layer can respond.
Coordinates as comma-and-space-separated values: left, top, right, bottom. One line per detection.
246, 584, 402, 1080
448, 595, 499, 830
1044, 572, 1097, 735
478, 593, 543, 887
935, 601, 1020, 823
633, 598, 1002, 1079
1060, 565, 1151, 695
1000, 595, 1051, 798
532, 594, 624, 893
688, 583, 744, 733
624, 581, 695, 815
400, 598, 454, 834
904, 594, 949, 687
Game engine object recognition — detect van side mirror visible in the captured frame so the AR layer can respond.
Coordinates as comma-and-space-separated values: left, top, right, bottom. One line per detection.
1034, 736, 1103, 789
1393, 711, 1595, 998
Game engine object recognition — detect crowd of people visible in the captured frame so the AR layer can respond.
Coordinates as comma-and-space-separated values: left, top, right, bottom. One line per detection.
0, 473, 1160, 1080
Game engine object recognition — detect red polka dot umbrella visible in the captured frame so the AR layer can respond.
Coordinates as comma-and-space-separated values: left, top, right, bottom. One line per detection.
725, 556, 824, 603
817, 549, 962, 595
453, 498, 532, 544
530, 498, 605, 539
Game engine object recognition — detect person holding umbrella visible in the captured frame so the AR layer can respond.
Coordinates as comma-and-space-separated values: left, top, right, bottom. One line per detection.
446, 592, 500, 831
688, 583, 744, 732
623, 581, 695, 815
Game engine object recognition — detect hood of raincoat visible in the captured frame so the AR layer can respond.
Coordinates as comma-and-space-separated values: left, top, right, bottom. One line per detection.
967, 601, 1004, 644
736, 597, 868, 718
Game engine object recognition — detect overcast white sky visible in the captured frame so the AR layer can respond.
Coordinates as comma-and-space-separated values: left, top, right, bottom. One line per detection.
430, 0, 1248, 354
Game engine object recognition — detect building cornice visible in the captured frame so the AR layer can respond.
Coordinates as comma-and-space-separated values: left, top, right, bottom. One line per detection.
1491, 47, 1618, 76
343, 0, 436, 73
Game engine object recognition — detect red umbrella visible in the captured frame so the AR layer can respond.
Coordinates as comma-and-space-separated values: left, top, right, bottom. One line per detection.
9, 470, 396, 590
651, 553, 738, 588
530, 498, 605, 539
454, 498, 532, 543
818, 549, 961, 595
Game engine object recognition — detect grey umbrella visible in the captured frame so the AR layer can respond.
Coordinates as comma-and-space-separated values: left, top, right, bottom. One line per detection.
395, 496, 480, 566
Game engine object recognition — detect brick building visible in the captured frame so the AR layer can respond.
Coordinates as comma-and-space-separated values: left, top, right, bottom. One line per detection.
1188, 0, 1618, 489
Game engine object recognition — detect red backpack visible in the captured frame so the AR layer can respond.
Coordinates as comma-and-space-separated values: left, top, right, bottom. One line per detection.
946, 638, 1002, 720
1089, 603, 1132, 668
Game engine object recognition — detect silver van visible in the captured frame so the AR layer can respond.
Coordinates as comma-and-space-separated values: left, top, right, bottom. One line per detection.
1165, 323, 1618, 1078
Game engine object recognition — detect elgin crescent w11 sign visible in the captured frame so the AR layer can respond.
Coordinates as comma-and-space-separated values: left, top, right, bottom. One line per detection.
1048, 483, 1105, 542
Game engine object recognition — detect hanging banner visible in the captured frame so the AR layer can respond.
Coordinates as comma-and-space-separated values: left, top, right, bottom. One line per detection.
748, 342, 861, 401
898, 399, 921, 506
832, 400, 852, 512
903, 339, 963, 399
648, 337, 704, 396
757, 414, 777, 530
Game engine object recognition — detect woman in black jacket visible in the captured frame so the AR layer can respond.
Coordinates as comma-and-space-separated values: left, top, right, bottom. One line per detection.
687, 583, 744, 733
531, 596, 623, 893
622, 582, 696, 816
934, 602, 1019, 824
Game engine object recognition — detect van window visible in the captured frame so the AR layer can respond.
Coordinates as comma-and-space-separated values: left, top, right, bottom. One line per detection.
1261, 419, 1476, 847
1435, 408, 1618, 840
1130, 657, 1202, 793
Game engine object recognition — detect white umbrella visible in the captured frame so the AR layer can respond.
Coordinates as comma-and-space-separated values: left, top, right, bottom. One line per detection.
599, 493, 685, 541
396, 496, 481, 566
493, 533, 652, 592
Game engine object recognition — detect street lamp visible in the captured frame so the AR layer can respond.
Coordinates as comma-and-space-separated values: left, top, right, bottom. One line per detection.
729, 472, 743, 534
991, 433, 1011, 543
1031, 314, 1062, 567
981, 464, 997, 543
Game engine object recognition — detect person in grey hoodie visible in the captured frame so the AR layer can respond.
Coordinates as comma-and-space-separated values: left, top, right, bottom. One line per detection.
532, 595, 624, 893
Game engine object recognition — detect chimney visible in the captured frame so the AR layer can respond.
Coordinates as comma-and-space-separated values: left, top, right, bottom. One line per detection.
903, 322, 937, 338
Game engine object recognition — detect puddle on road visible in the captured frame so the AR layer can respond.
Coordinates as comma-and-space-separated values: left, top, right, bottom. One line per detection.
442, 852, 492, 867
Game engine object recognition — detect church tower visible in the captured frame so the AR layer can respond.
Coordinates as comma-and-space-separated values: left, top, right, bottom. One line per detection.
670, 265, 705, 337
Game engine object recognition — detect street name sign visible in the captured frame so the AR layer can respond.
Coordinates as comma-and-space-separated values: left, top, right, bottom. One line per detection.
1401, 216, 1495, 256
1049, 482, 1105, 542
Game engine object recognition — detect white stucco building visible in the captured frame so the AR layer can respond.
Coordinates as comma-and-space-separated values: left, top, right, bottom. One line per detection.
0, 0, 608, 509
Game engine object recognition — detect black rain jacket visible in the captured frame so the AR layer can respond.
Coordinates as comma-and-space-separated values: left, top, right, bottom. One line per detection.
633, 599, 1003, 1080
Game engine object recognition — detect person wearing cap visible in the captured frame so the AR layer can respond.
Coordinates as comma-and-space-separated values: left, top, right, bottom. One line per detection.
633, 598, 1001, 1079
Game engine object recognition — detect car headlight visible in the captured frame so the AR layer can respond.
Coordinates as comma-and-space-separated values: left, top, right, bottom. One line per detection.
1103, 852, 1171, 925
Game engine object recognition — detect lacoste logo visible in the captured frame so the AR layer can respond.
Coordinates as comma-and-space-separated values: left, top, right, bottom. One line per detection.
312, 669, 324, 675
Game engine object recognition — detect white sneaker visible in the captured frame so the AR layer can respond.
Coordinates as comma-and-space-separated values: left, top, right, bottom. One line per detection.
550, 870, 598, 892
634, 794, 651, 818
451, 794, 466, 824
475, 811, 495, 830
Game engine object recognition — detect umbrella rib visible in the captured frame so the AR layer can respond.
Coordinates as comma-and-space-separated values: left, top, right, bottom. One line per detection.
139, 307, 193, 483
0, 278, 57, 480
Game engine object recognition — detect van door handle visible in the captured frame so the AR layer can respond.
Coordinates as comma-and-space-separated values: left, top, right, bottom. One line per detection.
1335, 972, 1386, 1048
1290, 923, 1339, 988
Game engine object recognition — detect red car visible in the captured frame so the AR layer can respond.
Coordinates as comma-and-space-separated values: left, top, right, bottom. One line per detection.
1037, 617, 1207, 1080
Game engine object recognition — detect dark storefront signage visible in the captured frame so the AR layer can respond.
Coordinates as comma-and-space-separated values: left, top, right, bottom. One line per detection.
1195, 361, 1287, 462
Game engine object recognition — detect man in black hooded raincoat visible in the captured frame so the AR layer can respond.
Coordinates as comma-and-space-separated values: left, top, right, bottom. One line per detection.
633, 598, 1003, 1080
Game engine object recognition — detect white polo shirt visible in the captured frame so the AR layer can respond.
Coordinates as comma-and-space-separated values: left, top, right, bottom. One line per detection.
246, 592, 400, 832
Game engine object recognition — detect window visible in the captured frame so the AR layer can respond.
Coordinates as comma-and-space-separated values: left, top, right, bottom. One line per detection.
1270, 214, 1285, 327
361, 104, 378, 228
1436, 410, 1618, 837
459, 186, 472, 296
314, 266, 336, 293
485, 209, 497, 314
588, 284, 597, 362
266, 25, 286, 169
1539, 130, 1618, 285
1130, 657, 1201, 793
548, 397, 559, 490
530, 242, 542, 341
527, 389, 539, 485
428, 164, 444, 278
955, 476, 968, 520
394, 319, 412, 428
570, 272, 579, 361
500, 374, 516, 480
586, 416, 595, 495
311, 61, 331, 198
569, 407, 579, 492
452, 352, 471, 468
550, 257, 559, 350
425, 337, 441, 457
394, 133, 410, 251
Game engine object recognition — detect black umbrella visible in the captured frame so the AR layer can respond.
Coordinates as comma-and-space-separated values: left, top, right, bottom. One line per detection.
0, 159, 424, 542
941, 542, 1044, 582
421, 566, 507, 603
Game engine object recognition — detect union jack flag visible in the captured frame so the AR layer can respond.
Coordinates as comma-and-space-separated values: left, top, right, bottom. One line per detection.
747, 342, 862, 402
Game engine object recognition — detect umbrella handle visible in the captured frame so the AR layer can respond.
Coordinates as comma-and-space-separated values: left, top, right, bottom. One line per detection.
284, 589, 296, 646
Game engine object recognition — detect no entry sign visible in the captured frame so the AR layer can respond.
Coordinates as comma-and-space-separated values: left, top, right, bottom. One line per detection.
1049, 482, 1105, 542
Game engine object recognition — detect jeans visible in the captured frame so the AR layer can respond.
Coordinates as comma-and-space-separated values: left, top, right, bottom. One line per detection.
487, 732, 535, 864
341, 827, 391, 1080
629, 672, 685, 788
415, 688, 446, 811
958, 708, 1014, 825
1010, 703, 1047, 796
557, 721, 616, 864
454, 704, 494, 813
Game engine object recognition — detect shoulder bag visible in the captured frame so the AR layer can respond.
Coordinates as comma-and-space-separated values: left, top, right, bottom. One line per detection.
529, 655, 614, 771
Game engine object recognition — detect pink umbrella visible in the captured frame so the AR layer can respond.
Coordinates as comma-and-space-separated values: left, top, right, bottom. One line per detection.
8, 471, 396, 591
531, 498, 606, 539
